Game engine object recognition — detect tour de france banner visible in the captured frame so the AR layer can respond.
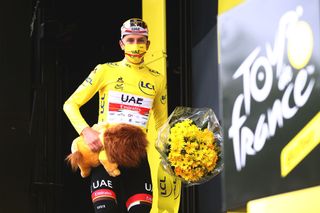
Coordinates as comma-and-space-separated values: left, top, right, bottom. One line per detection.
218, 0, 320, 209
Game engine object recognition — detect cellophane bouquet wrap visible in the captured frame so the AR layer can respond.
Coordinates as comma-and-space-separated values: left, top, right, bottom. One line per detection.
156, 107, 223, 186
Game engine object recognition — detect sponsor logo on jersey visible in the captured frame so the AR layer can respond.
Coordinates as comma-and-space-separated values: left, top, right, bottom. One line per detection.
121, 94, 144, 105
115, 77, 124, 90
115, 84, 124, 90
85, 77, 93, 85
160, 95, 167, 104
117, 77, 124, 83
106, 62, 119, 67
92, 67, 98, 73
148, 69, 160, 76
138, 81, 155, 96
100, 94, 106, 114
125, 63, 131, 68
107, 91, 153, 128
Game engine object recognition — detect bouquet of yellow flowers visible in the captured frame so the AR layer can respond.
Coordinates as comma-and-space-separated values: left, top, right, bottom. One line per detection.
156, 107, 223, 186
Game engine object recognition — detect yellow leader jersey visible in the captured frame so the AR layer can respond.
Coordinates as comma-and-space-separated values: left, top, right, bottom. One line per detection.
63, 59, 167, 135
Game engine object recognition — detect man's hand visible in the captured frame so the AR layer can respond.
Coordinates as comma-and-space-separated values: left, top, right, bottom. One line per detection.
81, 127, 103, 152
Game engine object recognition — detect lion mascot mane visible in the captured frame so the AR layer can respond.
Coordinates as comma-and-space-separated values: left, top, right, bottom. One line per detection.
66, 123, 148, 177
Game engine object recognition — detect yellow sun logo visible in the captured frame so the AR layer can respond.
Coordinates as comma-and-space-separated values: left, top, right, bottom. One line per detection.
287, 21, 314, 70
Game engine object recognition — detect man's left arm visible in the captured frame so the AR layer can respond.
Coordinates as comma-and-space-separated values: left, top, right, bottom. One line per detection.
152, 76, 168, 130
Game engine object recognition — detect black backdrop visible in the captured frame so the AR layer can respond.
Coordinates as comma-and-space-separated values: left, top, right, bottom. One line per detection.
0, 0, 33, 213
0, 0, 142, 212
190, 1, 222, 213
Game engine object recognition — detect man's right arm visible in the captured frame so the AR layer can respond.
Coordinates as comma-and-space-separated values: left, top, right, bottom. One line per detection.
63, 65, 105, 151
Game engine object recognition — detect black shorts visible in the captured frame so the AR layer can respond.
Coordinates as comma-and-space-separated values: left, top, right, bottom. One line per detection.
90, 158, 152, 213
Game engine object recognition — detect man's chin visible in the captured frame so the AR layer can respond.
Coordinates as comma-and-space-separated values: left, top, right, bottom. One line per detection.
125, 57, 144, 64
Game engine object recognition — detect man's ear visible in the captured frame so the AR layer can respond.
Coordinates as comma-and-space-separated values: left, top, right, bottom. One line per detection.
119, 40, 125, 50
146, 40, 150, 50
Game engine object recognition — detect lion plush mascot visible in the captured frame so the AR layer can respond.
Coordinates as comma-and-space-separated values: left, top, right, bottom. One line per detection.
66, 123, 148, 177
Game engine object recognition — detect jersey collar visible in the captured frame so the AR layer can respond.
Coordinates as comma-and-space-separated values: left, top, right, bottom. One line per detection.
121, 58, 145, 70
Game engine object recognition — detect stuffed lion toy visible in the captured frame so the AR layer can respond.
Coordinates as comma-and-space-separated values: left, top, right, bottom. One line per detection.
66, 123, 148, 178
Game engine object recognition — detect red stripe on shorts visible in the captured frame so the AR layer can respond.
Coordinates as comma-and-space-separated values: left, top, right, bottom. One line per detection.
126, 193, 152, 210
91, 189, 116, 202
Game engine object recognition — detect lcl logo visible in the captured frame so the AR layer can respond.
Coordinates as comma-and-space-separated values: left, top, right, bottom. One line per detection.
159, 175, 180, 199
139, 81, 155, 96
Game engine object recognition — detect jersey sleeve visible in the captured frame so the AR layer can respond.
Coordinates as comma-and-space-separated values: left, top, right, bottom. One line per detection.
63, 65, 105, 134
152, 75, 168, 130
